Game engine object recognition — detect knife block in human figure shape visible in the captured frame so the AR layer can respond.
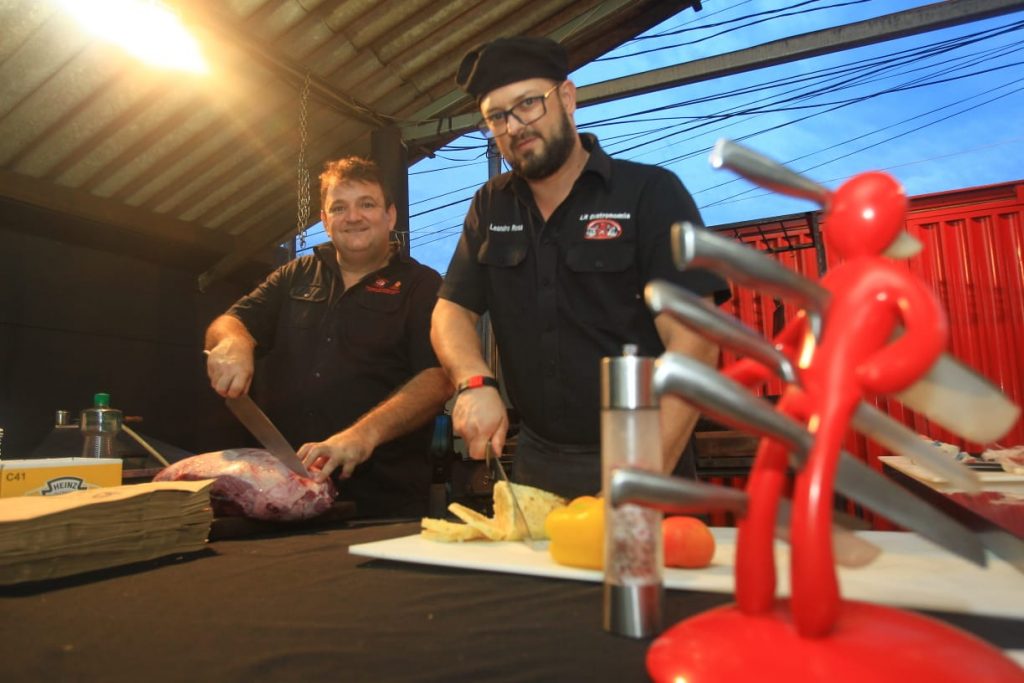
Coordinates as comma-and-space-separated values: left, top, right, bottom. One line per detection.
643, 171, 1024, 682
741, 171, 950, 635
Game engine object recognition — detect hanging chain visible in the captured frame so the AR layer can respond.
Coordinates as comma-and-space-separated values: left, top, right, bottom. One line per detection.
296, 73, 312, 250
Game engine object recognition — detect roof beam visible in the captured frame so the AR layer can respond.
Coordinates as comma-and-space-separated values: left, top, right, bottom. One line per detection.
401, 0, 1024, 144
0, 168, 238, 255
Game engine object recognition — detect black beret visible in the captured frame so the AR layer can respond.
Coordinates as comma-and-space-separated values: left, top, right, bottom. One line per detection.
456, 36, 569, 101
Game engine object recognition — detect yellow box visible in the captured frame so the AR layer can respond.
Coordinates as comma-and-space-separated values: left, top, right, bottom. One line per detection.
0, 458, 123, 497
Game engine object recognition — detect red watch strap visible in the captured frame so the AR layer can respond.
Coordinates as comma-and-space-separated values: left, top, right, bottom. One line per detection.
456, 375, 499, 396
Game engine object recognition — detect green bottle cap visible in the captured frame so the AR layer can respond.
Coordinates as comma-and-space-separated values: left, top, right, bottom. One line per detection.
94, 392, 111, 407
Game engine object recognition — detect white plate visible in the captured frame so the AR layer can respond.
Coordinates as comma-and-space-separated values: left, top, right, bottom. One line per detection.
350, 527, 1024, 619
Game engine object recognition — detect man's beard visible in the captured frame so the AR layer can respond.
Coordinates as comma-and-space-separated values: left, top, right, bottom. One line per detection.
509, 111, 576, 180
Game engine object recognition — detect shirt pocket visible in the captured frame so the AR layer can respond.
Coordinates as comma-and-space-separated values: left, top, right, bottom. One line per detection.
564, 240, 642, 329
478, 237, 528, 268
285, 285, 327, 328
564, 240, 635, 273
347, 291, 403, 347
477, 236, 529, 320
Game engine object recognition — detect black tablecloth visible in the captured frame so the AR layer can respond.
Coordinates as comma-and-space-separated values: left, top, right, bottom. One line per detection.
1, 522, 1021, 682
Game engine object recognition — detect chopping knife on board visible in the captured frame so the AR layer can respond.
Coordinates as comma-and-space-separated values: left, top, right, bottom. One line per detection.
486, 443, 534, 542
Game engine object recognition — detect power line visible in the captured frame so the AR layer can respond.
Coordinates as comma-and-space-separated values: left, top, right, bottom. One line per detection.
699, 81, 1024, 209
596, 0, 872, 61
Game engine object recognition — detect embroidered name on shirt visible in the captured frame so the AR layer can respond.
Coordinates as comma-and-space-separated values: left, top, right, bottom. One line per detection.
489, 224, 524, 233
366, 278, 402, 295
580, 212, 631, 221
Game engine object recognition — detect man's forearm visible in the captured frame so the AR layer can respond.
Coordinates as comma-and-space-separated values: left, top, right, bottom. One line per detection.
341, 367, 453, 449
430, 298, 491, 384
205, 314, 255, 351
660, 395, 703, 474
654, 307, 721, 474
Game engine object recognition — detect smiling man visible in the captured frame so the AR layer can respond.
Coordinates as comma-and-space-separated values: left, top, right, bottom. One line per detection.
205, 157, 452, 518
430, 37, 731, 499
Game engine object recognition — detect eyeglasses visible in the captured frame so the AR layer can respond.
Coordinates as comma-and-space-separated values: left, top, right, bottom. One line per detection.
481, 83, 562, 137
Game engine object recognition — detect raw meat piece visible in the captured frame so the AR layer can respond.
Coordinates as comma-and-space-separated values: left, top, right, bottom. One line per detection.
154, 448, 335, 521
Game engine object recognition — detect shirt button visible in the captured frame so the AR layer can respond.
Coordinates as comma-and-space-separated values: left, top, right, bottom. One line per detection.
326, 336, 332, 342
314, 371, 321, 378
594, 260, 605, 269
541, 277, 552, 287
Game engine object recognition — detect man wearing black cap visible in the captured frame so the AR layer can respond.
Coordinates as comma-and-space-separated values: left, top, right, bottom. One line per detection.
430, 36, 730, 499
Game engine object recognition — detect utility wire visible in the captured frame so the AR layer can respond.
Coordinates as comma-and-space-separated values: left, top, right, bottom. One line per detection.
699, 80, 1024, 209
597, 0, 872, 61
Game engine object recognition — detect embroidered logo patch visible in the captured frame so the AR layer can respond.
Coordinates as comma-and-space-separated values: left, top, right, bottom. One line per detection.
366, 278, 401, 295
584, 219, 622, 240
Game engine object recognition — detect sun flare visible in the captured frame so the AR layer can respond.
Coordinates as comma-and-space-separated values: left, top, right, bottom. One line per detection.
58, 0, 208, 74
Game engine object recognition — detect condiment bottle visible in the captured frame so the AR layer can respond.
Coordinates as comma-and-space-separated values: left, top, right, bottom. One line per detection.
601, 344, 663, 638
80, 392, 122, 458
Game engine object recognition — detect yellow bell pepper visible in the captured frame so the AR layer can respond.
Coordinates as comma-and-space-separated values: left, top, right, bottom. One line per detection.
544, 495, 604, 569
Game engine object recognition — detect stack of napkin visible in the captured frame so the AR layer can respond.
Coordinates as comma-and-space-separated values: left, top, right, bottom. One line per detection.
0, 480, 214, 585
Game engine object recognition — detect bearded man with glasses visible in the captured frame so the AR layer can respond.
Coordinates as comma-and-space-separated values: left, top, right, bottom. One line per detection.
431, 36, 731, 499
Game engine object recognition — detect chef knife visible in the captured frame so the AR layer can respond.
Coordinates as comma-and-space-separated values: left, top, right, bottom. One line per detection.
644, 280, 981, 492
225, 394, 310, 478
608, 468, 881, 567
486, 443, 533, 542
672, 220, 1021, 444
652, 352, 987, 568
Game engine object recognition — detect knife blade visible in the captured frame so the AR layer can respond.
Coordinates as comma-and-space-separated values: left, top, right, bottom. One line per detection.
652, 353, 987, 568
644, 279, 981, 492
608, 468, 881, 568
225, 395, 310, 478
486, 443, 533, 541
672, 220, 1021, 444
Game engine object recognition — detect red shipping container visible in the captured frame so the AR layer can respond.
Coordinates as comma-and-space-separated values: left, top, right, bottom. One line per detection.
705, 180, 1024, 528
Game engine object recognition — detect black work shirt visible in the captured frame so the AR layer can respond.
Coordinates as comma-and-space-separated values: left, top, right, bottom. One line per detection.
440, 134, 730, 446
227, 244, 442, 517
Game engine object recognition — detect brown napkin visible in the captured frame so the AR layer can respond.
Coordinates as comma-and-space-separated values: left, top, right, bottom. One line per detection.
0, 480, 214, 585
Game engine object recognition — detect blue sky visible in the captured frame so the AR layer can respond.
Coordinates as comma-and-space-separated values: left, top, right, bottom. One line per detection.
313, 1, 1024, 275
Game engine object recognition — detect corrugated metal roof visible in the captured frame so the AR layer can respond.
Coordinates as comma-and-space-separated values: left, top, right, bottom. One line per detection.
0, 0, 700, 275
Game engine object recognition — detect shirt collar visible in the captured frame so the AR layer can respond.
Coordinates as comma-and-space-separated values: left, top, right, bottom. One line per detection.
580, 133, 613, 189
313, 242, 406, 280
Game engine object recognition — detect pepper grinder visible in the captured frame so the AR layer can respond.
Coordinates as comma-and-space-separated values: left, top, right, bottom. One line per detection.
80, 392, 122, 458
601, 344, 663, 638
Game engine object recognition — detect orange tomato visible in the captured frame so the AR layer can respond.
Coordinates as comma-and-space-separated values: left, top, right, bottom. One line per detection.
662, 516, 715, 569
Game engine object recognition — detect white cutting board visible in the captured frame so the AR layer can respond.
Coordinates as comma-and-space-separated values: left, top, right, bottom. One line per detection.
350, 527, 1024, 620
